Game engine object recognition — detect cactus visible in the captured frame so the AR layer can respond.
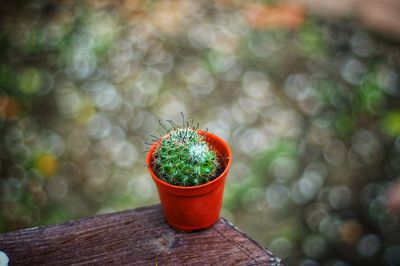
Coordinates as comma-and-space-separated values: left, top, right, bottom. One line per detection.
151, 120, 221, 186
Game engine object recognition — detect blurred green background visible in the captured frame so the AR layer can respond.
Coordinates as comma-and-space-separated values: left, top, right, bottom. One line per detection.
1, 1, 400, 265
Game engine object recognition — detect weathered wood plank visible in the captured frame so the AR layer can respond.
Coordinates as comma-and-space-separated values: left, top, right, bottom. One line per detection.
0, 205, 281, 265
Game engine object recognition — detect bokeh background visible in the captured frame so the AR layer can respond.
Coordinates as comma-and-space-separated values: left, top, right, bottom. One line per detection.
1, 0, 400, 265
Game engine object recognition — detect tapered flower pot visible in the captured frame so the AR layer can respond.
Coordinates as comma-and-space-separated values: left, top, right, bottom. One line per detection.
146, 130, 232, 232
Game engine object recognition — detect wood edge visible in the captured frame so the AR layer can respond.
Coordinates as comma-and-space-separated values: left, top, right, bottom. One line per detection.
219, 217, 282, 266
0, 204, 163, 237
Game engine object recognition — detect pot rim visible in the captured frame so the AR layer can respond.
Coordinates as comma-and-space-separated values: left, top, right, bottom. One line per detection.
146, 130, 232, 191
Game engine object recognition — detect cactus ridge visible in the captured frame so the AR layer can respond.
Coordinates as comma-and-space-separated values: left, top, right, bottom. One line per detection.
152, 127, 221, 186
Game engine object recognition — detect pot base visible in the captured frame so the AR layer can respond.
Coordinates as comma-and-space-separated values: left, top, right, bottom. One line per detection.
166, 217, 219, 232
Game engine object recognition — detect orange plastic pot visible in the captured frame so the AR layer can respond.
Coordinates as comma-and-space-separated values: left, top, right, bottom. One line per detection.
146, 130, 232, 232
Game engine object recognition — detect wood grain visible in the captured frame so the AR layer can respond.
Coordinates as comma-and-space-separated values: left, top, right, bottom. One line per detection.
0, 205, 281, 265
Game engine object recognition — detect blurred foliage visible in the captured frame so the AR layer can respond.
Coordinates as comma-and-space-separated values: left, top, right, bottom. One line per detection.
1, 1, 400, 265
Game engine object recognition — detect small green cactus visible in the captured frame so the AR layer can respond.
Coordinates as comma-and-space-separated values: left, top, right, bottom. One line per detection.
150, 119, 221, 186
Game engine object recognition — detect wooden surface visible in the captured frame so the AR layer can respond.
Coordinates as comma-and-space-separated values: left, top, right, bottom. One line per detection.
0, 205, 281, 265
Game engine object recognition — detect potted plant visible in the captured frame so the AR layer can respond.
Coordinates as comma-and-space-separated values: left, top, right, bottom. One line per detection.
146, 115, 232, 231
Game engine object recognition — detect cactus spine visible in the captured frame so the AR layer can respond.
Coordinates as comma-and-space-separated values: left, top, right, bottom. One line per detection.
152, 126, 220, 187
